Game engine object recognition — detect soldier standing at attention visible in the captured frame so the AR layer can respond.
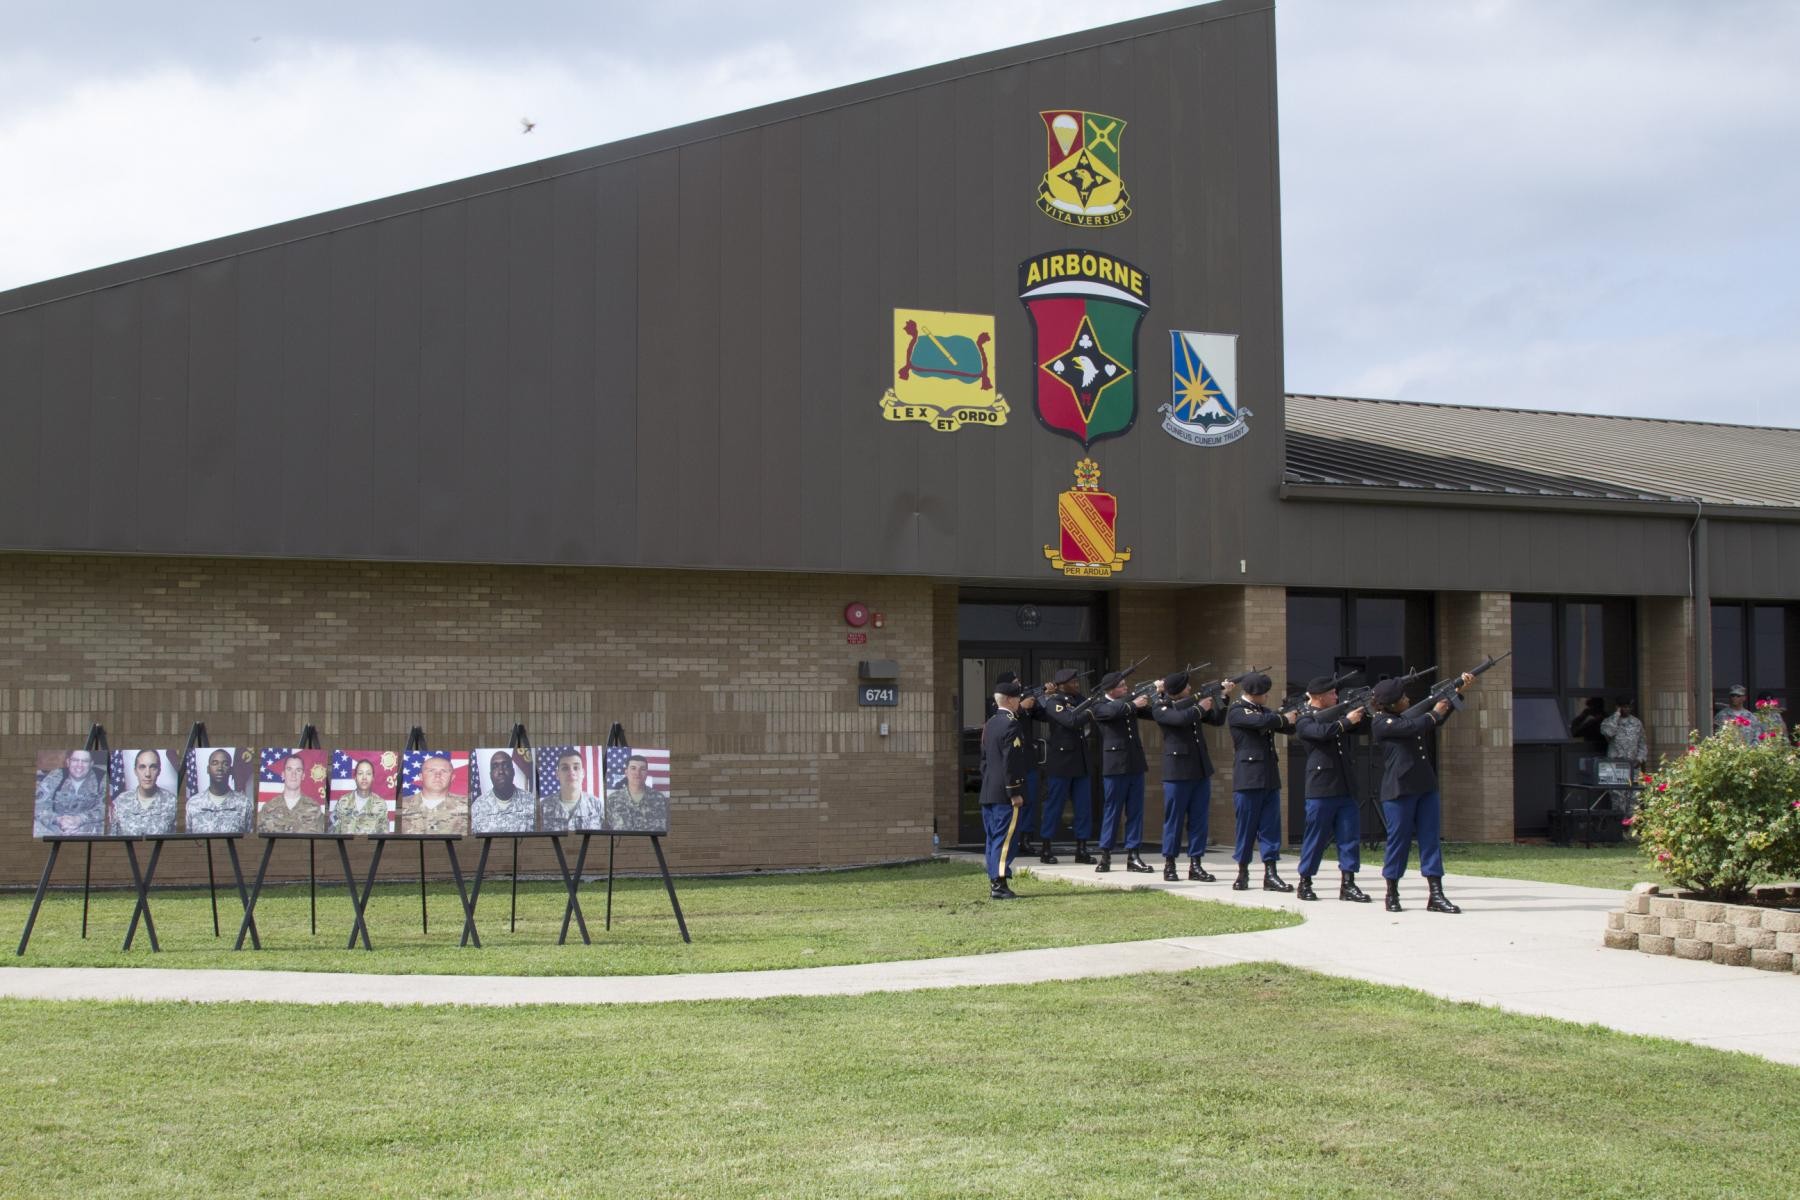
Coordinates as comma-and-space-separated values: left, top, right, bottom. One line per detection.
1227, 673, 1295, 892
1292, 676, 1371, 903
1371, 672, 1476, 913
1151, 672, 1230, 881
1088, 671, 1155, 874
980, 679, 1028, 900
1035, 669, 1096, 864
995, 672, 1041, 859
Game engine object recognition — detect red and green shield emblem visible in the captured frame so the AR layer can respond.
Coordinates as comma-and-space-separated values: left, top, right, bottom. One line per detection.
1018, 250, 1150, 449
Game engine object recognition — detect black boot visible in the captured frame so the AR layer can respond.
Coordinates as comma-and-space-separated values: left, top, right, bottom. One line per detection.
1262, 863, 1294, 893
1426, 876, 1462, 914
1296, 875, 1318, 901
1162, 857, 1179, 881
1095, 849, 1111, 873
1018, 835, 1037, 857
1073, 840, 1095, 865
1039, 841, 1059, 865
1385, 879, 1402, 912
1232, 862, 1250, 891
1126, 850, 1153, 873
1340, 873, 1371, 903
989, 877, 1015, 900
1188, 860, 1215, 882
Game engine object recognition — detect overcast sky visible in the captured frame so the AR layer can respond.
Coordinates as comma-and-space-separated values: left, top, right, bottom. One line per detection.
3, 0, 1796, 426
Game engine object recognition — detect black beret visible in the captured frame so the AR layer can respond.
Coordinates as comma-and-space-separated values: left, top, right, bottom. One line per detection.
1241, 672, 1273, 695
995, 671, 1019, 685
1052, 668, 1079, 684
994, 680, 1023, 697
1372, 678, 1407, 706
1099, 671, 1125, 691
1163, 672, 1189, 695
1306, 675, 1338, 696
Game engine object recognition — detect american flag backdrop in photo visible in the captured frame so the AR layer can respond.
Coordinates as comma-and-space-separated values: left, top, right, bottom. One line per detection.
602, 745, 671, 793
258, 747, 328, 806
400, 749, 469, 797
535, 745, 598, 799
331, 748, 399, 829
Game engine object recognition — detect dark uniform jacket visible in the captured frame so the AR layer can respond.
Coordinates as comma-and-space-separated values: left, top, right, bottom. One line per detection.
1088, 695, 1153, 776
979, 710, 1027, 807
1294, 709, 1367, 798
1032, 691, 1092, 778
1372, 706, 1449, 800
1151, 695, 1226, 781
1227, 700, 1293, 791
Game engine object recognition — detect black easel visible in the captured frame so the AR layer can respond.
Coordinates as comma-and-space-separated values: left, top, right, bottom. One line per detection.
235, 722, 360, 951
594, 721, 690, 944
18, 724, 110, 955
362, 726, 481, 948
176, 721, 261, 944
460, 724, 594, 947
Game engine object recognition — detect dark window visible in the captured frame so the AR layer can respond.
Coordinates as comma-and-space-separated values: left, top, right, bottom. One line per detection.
1514, 697, 1568, 742
1353, 597, 1406, 660
958, 602, 1096, 643
1512, 600, 1555, 691
1753, 606, 1786, 691
1710, 600, 1797, 717
1711, 605, 1745, 691
1286, 594, 1343, 687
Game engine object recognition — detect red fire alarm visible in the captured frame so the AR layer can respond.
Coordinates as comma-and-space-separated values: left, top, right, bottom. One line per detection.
844, 602, 870, 628
871, 611, 886, 629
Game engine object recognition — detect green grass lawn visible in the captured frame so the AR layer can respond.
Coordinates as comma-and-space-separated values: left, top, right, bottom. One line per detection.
1, 964, 1791, 1199
1439, 842, 1653, 890
1, 861, 1293, 975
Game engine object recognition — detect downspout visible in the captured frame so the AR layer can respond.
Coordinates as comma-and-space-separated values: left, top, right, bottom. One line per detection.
1688, 497, 1709, 737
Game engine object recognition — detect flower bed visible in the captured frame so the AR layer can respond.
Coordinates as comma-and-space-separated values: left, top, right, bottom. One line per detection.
1605, 883, 1800, 971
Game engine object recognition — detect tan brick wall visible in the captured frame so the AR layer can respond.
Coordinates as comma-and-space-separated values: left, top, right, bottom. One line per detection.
0, 554, 940, 888
929, 583, 959, 849
1638, 595, 1694, 767
1435, 591, 1513, 842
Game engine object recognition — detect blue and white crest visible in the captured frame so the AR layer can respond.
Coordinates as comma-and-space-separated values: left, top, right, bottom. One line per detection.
1160, 330, 1249, 446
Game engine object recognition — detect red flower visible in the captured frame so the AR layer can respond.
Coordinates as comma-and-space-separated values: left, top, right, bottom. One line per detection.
1736, 715, 1753, 726
1656, 851, 1672, 862
1621, 816, 1634, 826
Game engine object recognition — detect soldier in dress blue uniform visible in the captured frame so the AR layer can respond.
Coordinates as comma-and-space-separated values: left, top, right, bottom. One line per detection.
1293, 675, 1372, 903
1151, 671, 1230, 881
994, 672, 1041, 859
1226, 672, 1297, 891
979, 679, 1029, 900
1088, 671, 1155, 874
1034, 668, 1096, 864
1370, 672, 1476, 913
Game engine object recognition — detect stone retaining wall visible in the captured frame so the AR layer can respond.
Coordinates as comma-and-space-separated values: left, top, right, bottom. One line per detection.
1605, 884, 1800, 972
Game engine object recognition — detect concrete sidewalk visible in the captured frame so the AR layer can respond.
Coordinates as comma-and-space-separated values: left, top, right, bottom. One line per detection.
2, 856, 1796, 1067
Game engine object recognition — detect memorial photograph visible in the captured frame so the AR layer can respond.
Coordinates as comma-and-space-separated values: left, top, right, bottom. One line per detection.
31, 748, 108, 837
107, 748, 179, 837
470, 747, 536, 834
329, 749, 398, 834
397, 749, 469, 835
182, 747, 256, 835
602, 746, 673, 834
255, 748, 330, 834
534, 746, 608, 833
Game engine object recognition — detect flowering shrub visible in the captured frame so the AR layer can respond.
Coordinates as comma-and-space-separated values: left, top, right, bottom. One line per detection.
1632, 722, 1800, 901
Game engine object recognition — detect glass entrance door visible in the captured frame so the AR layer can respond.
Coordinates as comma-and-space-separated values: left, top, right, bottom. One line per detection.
958, 648, 1104, 846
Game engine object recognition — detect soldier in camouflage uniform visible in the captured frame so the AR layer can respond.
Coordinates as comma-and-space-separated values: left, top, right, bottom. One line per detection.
258, 754, 328, 833
186, 749, 254, 835
471, 750, 536, 833
539, 750, 606, 833
603, 755, 669, 832
398, 753, 470, 835
331, 758, 391, 834
109, 749, 178, 836
33, 749, 107, 837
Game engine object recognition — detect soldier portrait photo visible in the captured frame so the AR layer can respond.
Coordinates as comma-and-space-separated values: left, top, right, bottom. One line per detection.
602, 746, 671, 833
256, 747, 330, 834
183, 747, 256, 835
330, 748, 398, 834
32, 748, 108, 838
107, 748, 179, 837
535, 746, 608, 833
471, 747, 537, 834
398, 749, 470, 836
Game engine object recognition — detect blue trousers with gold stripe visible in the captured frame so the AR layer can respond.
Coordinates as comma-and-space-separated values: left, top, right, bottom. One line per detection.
983, 801, 1021, 879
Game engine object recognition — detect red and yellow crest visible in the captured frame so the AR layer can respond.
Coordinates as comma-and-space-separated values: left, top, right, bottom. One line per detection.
1045, 458, 1131, 577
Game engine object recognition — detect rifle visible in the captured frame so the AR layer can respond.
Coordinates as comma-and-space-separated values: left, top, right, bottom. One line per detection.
1184, 665, 1272, 709
1021, 670, 1093, 705
1069, 656, 1150, 720
1125, 661, 1211, 704
1312, 664, 1435, 722
1400, 651, 1513, 719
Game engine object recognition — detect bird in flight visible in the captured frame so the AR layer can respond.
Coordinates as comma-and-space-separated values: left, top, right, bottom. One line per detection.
520, 117, 537, 134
